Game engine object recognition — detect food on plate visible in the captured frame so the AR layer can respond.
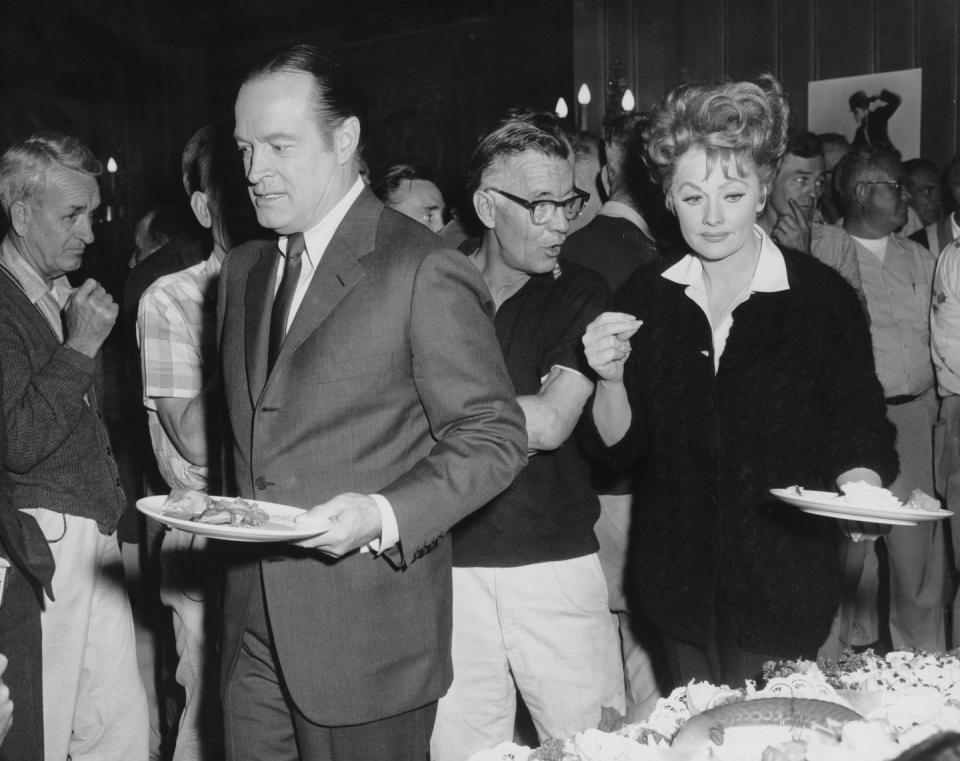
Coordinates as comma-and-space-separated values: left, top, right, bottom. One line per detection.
906, 488, 942, 513
197, 498, 269, 527
161, 488, 214, 520
162, 489, 269, 527
837, 480, 903, 510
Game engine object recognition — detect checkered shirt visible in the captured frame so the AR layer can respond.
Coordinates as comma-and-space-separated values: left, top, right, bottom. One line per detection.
137, 254, 220, 491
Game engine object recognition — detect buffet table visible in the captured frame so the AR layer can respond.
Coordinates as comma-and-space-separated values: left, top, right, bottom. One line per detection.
468, 650, 960, 761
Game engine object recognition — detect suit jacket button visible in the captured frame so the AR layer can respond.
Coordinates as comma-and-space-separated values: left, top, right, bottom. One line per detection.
255, 477, 267, 490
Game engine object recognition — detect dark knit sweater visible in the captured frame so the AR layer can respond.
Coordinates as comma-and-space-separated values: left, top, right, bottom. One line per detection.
0, 272, 126, 533
581, 248, 898, 656
453, 262, 610, 566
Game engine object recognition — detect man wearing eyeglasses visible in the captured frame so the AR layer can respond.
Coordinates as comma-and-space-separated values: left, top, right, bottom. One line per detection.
837, 142, 945, 653
758, 129, 865, 307
431, 112, 624, 761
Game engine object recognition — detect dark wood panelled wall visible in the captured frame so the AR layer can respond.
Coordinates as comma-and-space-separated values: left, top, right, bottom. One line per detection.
573, 0, 960, 165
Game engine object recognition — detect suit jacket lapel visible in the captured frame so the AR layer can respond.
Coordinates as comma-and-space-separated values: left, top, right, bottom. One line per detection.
245, 243, 279, 404
264, 189, 382, 381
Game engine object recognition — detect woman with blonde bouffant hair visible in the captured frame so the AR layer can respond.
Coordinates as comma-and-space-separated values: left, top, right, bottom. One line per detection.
579, 74, 897, 686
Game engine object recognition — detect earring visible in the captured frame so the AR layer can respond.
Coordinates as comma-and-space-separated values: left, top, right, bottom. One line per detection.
552, 261, 562, 280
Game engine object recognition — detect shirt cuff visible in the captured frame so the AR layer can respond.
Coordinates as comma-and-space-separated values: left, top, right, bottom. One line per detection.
365, 493, 399, 555
539, 363, 588, 385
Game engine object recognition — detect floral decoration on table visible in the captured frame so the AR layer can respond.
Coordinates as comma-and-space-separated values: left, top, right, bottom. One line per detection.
467, 650, 960, 761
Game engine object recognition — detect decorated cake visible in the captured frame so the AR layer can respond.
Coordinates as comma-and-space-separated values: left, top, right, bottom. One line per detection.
467, 650, 960, 761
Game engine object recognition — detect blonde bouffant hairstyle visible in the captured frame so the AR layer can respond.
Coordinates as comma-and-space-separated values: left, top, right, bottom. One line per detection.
644, 74, 790, 208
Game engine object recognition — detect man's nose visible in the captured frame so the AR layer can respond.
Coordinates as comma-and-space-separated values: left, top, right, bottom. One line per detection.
547, 205, 570, 234
246, 146, 271, 182
77, 214, 95, 244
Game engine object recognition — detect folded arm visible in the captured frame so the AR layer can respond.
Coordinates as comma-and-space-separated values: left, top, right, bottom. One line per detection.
1, 318, 96, 473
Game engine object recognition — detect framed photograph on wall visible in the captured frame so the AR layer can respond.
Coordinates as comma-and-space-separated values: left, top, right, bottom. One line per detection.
807, 68, 921, 160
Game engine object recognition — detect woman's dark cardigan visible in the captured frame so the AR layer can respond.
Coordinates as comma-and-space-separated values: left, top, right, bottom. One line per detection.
581, 248, 898, 657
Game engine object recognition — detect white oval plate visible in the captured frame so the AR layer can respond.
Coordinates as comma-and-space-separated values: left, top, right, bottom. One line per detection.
770, 487, 953, 526
136, 495, 327, 542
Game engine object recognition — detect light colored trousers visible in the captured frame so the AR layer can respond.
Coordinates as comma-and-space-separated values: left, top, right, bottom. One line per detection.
159, 527, 219, 761
886, 391, 946, 651
431, 556, 624, 761
26, 509, 149, 761
593, 494, 660, 720
823, 390, 946, 654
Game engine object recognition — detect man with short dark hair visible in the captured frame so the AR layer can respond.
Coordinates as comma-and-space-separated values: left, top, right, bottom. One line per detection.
138, 122, 257, 761
0, 132, 149, 760
819, 132, 852, 223
560, 111, 660, 722
568, 130, 603, 234
371, 163, 446, 232
221, 44, 526, 761
759, 129, 865, 304
431, 112, 624, 761
912, 154, 960, 257
904, 158, 944, 230
840, 142, 945, 653
562, 113, 659, 291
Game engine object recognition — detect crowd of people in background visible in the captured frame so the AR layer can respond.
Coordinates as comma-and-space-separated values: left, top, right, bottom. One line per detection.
1, 41, 960, 761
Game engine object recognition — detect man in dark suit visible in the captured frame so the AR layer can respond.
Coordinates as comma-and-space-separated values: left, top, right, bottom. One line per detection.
559, 113, 662, 722
561, 113, 660, 293
219, 44, 527, 761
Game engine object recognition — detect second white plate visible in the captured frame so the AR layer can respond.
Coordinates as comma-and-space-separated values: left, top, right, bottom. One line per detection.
770, 487, 953, 526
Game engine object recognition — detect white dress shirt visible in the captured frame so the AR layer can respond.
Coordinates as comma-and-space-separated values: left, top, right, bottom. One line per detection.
661, 225, 790, 372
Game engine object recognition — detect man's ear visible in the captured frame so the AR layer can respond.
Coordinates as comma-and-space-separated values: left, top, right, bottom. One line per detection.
473, 189, 496, 229
600, 165, 612, 196
335, 117, 361, 166
190, 191, 212, 230
9, 201, 30, 237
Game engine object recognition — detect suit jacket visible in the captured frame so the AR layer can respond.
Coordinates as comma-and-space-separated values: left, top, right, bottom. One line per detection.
217, 188, 527, 725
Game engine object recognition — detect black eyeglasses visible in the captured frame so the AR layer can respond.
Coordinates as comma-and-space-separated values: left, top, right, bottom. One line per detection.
860, 179, 907, 194
485, 187, 590, 225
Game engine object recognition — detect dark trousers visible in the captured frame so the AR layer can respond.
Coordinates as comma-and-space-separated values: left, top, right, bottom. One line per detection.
660, 594, 777, 688
222, 572, 436, 761
0, 564, 43, 761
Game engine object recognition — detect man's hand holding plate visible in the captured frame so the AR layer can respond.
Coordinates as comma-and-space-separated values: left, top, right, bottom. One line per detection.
292, 493, 383, 556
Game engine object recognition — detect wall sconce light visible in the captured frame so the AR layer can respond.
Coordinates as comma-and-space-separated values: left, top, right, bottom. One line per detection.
105, 157, 119, 222
576, 83, 591, 131
621, 88, 636, 113
555, 97, 569, 119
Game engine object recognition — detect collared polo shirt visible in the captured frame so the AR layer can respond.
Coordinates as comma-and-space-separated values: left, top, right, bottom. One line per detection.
851, 233, 934, 397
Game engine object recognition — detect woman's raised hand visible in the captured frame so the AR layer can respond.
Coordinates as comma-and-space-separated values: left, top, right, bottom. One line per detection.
582, 312, 643, 382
